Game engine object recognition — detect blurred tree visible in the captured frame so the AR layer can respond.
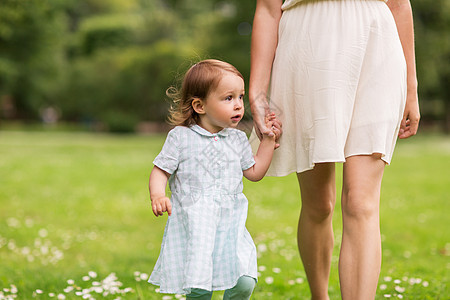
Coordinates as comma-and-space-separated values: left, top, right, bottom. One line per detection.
0, 0, 67, 119
414, 0, 450, 132
0, 0, 449, 133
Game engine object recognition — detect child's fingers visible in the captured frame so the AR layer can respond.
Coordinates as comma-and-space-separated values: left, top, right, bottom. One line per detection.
166, 199, 172, 216
273, 119, 282, 130
160, 202, 167, 216
152, 202, 160, 217
273, 126, 281, 137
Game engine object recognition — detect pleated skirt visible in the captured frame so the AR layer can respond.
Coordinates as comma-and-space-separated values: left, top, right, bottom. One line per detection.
251, 0, 407, 176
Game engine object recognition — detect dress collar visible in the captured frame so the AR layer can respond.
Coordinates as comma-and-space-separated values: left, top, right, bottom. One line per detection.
189, 124, 230, 137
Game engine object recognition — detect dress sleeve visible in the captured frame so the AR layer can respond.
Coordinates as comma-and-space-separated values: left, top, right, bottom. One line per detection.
153, 128, 180, 174
239, 131, 256, 171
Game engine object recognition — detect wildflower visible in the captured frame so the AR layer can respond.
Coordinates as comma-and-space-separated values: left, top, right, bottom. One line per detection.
384, 276, 392, 282
258, 266, 266, 272
295, 278, 304, 284
10, 286, 17, 294
395, 286, 405, 293
39, 229, 48, 238
257, 244, 267, 253
272, 268, 281, 274
88, 271, 97, 278
379, 284, 387, 290
7, 218, 20, 228
423, 281, 429, 287
265, 277, 274, 284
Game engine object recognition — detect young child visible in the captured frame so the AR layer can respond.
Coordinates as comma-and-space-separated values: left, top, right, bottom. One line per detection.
148, 59, 280, 299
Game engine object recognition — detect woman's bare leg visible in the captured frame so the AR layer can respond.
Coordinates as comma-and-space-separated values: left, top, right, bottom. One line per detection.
339, 154, 385, 299
297, 163, 336, 300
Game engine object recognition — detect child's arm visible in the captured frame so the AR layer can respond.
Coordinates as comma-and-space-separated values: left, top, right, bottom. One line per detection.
149, 166, 172, 217
243, 134, 276, 182
243, 115, 279, 182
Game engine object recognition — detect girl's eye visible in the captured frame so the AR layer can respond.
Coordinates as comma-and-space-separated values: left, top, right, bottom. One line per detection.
225, 96, 233, 101
239, 94, 244, 100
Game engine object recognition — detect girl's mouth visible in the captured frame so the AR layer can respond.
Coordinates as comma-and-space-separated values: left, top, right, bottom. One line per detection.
231, 114, 241, 122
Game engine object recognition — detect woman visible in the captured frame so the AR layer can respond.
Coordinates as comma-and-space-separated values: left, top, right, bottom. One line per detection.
249, 0, 420, 299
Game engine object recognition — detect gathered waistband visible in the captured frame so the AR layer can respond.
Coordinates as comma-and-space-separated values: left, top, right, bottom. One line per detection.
282, 0, 387, 11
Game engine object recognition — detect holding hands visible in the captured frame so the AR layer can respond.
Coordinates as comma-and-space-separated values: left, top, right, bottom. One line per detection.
264, 112, 282, 148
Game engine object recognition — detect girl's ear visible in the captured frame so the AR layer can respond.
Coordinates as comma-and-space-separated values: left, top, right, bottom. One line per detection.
192, 98, 205, 115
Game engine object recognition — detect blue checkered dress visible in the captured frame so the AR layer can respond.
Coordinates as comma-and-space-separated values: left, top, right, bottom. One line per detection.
148, 125, 258, 294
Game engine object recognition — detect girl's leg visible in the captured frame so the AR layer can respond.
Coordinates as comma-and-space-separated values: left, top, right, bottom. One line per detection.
339, 154, 385, 299
186, 288, 213, 300
223, 276, 256, 300
297, 163, 336, 300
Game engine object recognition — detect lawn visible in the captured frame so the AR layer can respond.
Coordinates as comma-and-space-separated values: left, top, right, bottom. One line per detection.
0, 130, 448, 299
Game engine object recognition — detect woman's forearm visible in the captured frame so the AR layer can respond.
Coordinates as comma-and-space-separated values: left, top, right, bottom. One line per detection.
249, 0, 283, 112
387, 0, 418, 91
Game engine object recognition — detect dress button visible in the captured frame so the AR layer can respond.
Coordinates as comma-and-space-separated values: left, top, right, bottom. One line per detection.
213, 136, 218, 141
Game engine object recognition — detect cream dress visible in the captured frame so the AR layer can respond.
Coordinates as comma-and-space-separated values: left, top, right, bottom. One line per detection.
251, 0, 406, 176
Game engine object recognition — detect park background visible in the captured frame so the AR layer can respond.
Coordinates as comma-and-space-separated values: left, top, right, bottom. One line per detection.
0, 0, 449, 299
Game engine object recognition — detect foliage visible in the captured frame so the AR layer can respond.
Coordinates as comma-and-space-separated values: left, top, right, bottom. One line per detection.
0, 0, 67, 118
413, 0, 450, 131
0, 0, 449, 132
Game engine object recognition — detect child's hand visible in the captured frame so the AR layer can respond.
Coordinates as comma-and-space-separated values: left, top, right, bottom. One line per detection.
264, 113, 282, 148
151, 196, 172, 217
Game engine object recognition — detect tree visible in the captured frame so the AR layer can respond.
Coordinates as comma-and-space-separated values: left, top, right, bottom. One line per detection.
414, 0, 450, 132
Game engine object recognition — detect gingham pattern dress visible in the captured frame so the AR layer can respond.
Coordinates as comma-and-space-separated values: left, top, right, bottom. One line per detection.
148, 125, 258, 294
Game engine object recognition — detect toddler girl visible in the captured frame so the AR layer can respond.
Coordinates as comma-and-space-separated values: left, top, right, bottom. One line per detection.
148, 59, 280, 299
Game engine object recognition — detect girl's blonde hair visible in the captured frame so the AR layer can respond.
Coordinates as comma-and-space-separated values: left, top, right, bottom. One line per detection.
167, 59, 244, 127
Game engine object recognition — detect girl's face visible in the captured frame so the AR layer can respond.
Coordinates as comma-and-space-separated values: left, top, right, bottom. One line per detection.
196, 72, 245, 133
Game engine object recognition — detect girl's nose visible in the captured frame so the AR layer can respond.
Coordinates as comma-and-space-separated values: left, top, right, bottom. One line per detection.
234, 99, 243, 110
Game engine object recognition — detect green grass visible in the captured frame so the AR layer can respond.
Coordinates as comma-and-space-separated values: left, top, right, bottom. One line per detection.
0, 130, 448, 299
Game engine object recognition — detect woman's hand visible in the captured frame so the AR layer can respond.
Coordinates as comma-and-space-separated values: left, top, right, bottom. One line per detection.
251, 94, 283, 147
398, 90, 420, 139
251, 93, 274, 139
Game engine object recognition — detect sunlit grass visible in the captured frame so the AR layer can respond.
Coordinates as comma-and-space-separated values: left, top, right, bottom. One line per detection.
0, 131, 449, 299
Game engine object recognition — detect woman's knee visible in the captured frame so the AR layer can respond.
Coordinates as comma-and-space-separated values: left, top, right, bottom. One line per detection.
342, 154, 384, 220
297, 163, 336, 222
342, 189, 379, 220
223, 276, 256, 300
300, 183, 335, 222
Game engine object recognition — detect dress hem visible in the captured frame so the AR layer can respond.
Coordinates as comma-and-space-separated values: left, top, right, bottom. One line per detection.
265, 150, 390, 177
148, 273, 257, 295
